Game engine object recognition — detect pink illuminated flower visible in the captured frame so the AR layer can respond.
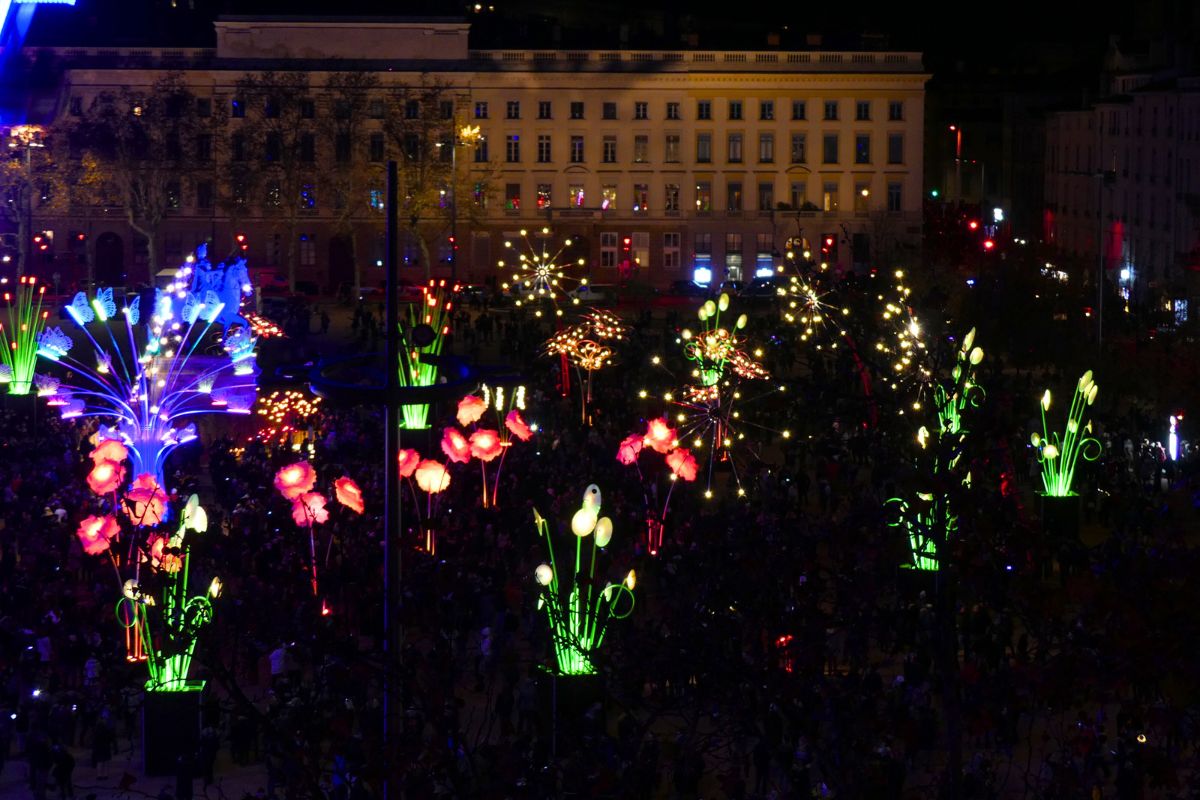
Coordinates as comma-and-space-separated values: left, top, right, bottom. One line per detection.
90, 439, 128, 465
86, 460, 125, 495
124, 475, 167, 527
274, 461, 317, 500
441, 427, 472, 464
398, 448, 421, 478
644, 417, 677, 455
146, 534, 167, 565
616, 433, 644, 465
414, 460, 451, 494
505, 409, 533, 442
76, 515, 120, 556
291, 492, 329, 526
666, 448, 699, 482
334, 476, 365, 514
469, 429, 503, 462
456, 394, 487, 426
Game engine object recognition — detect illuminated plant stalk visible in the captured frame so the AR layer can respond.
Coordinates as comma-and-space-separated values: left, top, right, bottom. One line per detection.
0, 275, 47, 394
37, 279, 258, 493
1033, 371, 1100, 497
398, 279, 457, 430
533, 485, 635, 676
887, 328, 984, 571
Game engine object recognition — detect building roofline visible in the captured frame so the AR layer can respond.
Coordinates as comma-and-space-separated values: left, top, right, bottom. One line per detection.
215, 16, 467, 24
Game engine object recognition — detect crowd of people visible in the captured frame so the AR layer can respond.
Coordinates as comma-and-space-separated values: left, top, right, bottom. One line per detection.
0, 278, 1199, 800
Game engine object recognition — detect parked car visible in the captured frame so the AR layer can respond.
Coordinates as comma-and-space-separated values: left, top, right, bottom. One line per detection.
458, 284, 492, 303
740, 277, 782, 300
664, 280, 709, 298
718, 280, 745, 296
568, 283, 616, 304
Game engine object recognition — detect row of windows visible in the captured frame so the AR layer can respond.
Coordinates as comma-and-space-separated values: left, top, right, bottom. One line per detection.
475, 98, 907, 122
487, 131, 906, 166
70, 94, 459, 122
499, 178, 905, 214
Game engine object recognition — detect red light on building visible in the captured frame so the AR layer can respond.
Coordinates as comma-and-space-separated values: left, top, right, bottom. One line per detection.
983, 239, 995, 251
967, 220, 979, 231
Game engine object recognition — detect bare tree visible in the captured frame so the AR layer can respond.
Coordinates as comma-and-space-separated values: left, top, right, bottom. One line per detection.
234, 71, 320, 292
71, 73, 218, 285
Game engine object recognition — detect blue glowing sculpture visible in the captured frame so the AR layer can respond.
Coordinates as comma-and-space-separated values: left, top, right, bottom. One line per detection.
36, 262, 258, 494
178, 244, 253, 332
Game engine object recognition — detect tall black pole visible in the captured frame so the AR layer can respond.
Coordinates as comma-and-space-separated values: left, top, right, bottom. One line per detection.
383, 160, 401, 798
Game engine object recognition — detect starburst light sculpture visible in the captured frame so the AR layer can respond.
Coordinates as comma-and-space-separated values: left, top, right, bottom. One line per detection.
498, 226, 587, 318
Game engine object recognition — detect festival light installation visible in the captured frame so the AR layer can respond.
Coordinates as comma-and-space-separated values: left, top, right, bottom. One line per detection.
616, 417, 698, 554
532, 484, 635, 676
76, 438, 220, 692
642, 293, 785, 496
1033, 371, 1100, 497
252, 389, 321, 450
244, 312, 285, 339
543, 309, 628, 424
874, 270, 933, 400
887, 328, 984, 571
445, 383, 534, 507
0, 275, 47, 394
498, 226, 587, 318
398, 279, 457, 430
36, 278, 259, 493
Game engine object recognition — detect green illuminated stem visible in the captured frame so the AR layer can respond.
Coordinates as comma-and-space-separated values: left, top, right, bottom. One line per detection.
1036, 373, 1100, 497
0, 278, 46, 394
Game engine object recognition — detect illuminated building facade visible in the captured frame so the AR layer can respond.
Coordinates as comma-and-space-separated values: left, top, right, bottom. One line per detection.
29, 18, 927, 289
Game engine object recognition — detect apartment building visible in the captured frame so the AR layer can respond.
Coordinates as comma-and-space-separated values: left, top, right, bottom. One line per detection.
1044, 70, 1200, 315
30, 18, 928, 290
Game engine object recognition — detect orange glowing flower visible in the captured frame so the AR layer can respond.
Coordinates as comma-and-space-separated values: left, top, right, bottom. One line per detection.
440, 427, 472, 464
161, 553, 183, 574
86, 460, 125, 495
616, 433, 643, 465
414, 459, 451, 494
125, 475, 167, 527
90, 439, 129, 465
644, 417, 677, 455
76, 514, 120, 556
291, 492, 330, 526
334, 476, 365, 514
274, 461, 317, 500
666, 448, 699, 482
505, 409, 534, 442
398, 448, 421, 478
146, 534, 167, 565
469, 429, 503, 462
456, 394, 488, 426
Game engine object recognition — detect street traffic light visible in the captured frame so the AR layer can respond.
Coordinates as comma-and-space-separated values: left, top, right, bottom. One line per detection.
820, 234, 836, 264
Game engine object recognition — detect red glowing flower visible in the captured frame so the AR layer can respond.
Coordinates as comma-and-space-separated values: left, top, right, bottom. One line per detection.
291, 492, 330, 526
644, 417, 677, 455
440, 427, 472, 464
469, 429, 503, 462
505, 409, 534, 442
616, 433, 644, 465
146, 534, 167, 565
456, 394, 488, 427
125, 475, 167, 527
76, 514, 120, 556
334, 476, 365, 514
414, 460, 451, 494
86, 459, 125, 495
398, 448, 421, 478
90, 439, 129, 465
666, 448, 699, 482
274, 461, 317, 500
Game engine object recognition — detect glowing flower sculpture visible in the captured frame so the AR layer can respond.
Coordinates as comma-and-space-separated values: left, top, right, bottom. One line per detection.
77, 491, 220, 692
1034, 371, 1101, 497
543, 309, 629, 424
334, 477, 365, 515
615, 418, 699, 555
441, 427, 472, 464
274, 461, 317, 500
414, 459, 451, 493
642, 293, 786, 497
455, 383, 536, 507
887, 328, 985, 571
87, 458, 126, 495
124, 473, 168, 527
0, 275, 48, 394
398, 448, 421, 478
457, 393, 487, 426
35, 268, 259, 495
532, 484, 635, 676
398, 279, 458, 430
499, 226, 588, 318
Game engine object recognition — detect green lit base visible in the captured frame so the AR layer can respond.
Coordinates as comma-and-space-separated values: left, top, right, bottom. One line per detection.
5, 381, 32, 396
400, 403, 431, 430
145, 678, 206, 693
142, 682, 205, 775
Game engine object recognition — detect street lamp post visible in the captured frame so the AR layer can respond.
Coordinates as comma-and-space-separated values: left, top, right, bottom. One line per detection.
8, 125, 45, 277
949, 125, 962, 203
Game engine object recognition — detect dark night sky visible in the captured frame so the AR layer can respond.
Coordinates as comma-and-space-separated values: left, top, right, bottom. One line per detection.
20, 0, 1190, 67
